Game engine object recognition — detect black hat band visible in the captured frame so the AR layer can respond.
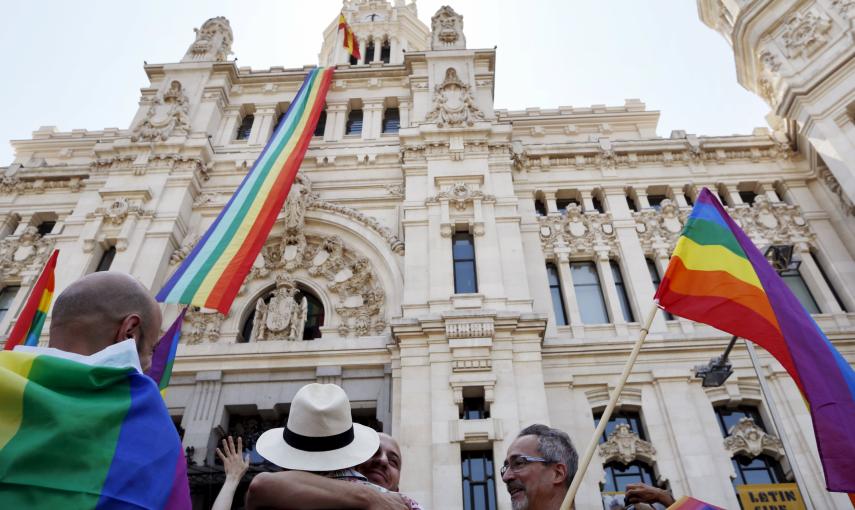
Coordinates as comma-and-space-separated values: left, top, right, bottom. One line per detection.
282, 425, 355, 452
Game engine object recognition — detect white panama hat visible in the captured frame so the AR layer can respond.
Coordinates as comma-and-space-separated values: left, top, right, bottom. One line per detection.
255, 383, 380, 471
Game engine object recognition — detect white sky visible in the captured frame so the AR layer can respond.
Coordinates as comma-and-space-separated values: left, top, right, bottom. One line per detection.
0, 1, 770, 165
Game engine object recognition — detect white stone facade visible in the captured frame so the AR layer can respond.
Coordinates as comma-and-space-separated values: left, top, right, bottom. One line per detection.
1, 2, 854, 509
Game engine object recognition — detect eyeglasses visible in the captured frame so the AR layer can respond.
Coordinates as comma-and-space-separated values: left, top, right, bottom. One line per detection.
500, 455, 552, 476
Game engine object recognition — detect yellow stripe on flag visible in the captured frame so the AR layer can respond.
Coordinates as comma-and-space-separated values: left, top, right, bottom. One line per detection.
672, 236, 763, 290
0, 351, 37, 449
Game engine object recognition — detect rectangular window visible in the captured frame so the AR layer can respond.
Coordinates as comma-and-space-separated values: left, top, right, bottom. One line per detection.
715, 406, 765, 437
534, 198, 547, 216
570, 261, 608, 324
236, 114, 254, 140
36, 221, 56, 236
546, 263, 567, 326
602, 461, 656, 493
461, 397, 489, 420
380, 40, 391, 63
382, 108, 400, 134
461, 451, 497, 510
594, 410, 646, 443
626, 194, 639, 212
96, 246, 116, 272
313, 110, 327, 137
0, 286, 21, 324
647, 195, 666, 211
646, 259, 672, 320
739, 190, 758, 204
591, 194, 605, 213
780, 268, 820, 314
453, 233, 478, 294
610, 261, 635, 322
346, 109, 363, 135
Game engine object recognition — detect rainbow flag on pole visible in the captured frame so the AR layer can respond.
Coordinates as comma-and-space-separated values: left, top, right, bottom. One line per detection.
655, 188, 855, 492
146, 306, 187, 397
4, 249, 59, 350
157, 67, 333, 313
0, 348, 190, 508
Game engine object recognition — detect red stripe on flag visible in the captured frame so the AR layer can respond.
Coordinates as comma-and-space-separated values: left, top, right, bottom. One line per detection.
4, 249, 59, 350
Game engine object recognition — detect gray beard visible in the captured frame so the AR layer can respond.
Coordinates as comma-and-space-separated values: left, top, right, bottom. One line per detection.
511, 495, 529, 510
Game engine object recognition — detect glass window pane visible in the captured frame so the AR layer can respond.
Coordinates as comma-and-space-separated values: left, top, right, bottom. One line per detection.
0, 286, 20, 323
382, 108, 400, 133
346, 110, 363, 135
611, 261, 635, 322
455, 261, 477, 294
452, 234, 475, 259
471, 457, 485, 481
550, 287, 568, 326
570, 261, 598, 285
313, 110, 327, 137
781, 269, 820, 314
575, 286, 609, 324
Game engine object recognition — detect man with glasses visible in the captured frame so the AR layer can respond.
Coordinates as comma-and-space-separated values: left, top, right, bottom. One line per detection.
501, 424, 579, 510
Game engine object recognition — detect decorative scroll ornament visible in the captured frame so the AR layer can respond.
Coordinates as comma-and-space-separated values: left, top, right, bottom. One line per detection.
250, 274, 307, 342
781, 9, 832, 59
723, 418, 785, 459
183, 16, 233, 62
131, 81, 191, 142
426, 182, 495, 210
634, 199, 689, 259
243, 174, 388, 338
182, 308, 226, 345
728, 196, 814, 247
538, 205, 617, 257
598, 424, 657, 466
425, 68, 484, 128
0, 227, 54, 278
431, 6, 466, 50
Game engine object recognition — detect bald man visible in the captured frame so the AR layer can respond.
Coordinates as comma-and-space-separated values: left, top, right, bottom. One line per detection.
48, 271, 162, 371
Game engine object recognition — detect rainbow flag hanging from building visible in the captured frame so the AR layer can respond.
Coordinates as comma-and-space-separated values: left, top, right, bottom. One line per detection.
146, 306, 187, 396
157, 67, 333, 313
338, 14, 361, 60
3, 249, 59, 350
0, 349, 191, 508
655, 187, 855, 492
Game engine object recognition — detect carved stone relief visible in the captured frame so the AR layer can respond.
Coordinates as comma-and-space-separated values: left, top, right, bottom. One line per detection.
446, 321, 494, 339
0, 227, 54, 278
431, 6, 466, 50
819, 165, 855, 216
426, 182, 495, 210
723, 418, 785, 459
131, 81, 191, 143
635, 199, 690, 259
250, 274, 307, 342
598, 424, 657, 466
244, 174, 388, 338
831, 0, 855, 18
182, 308, 226, 345
780, 9, 832, 59
183, 16, 233, 62
425, 68, 485, 128
538, 205, 617, 258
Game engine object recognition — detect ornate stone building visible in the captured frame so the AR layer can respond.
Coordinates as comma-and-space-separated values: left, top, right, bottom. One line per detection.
1, 2, 853, 509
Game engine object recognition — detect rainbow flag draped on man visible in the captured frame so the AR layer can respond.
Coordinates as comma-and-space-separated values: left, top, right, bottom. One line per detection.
0, 346, 190, 508
655, 188, 855, 492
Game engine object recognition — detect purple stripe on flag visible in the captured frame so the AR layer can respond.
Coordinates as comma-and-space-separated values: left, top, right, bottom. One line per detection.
147, 307, 187, 387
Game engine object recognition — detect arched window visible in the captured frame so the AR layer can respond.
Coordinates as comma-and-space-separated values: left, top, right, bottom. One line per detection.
240, 285, 325, 342
380, 38, 391, 63
365, 39, 375, 64
236, 114, 254, 140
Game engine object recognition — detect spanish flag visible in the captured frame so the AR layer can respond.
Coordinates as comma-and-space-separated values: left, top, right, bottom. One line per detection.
3, 249, 59, 350
338, 14, 361, 60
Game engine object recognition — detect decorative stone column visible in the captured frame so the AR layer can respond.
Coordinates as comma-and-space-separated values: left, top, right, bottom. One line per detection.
216, 106, 241, 145
363, 99, 385, 140
248, 104, 277, 146
325, 102, 348, 141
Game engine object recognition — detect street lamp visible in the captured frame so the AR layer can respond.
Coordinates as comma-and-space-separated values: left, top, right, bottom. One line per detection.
692, 244, 799, 387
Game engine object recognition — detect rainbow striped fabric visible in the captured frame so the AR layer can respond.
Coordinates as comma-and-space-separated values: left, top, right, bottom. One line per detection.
157, 67, 334, 313
655, 187, 855, 492
3, 249, 58, 350
666, 496, 724, 510
146, 306, 187, 396
0, 346, 190, 508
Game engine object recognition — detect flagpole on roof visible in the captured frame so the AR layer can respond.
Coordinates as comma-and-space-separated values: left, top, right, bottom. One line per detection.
559, 302, 660, 510
745, 340, 816, 509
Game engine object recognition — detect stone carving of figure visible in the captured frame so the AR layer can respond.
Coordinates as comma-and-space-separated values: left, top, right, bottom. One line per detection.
425, 68, 485, 128
183, 16, 234, 62
250, 276, 308, 342
0, 226, 53, 276
131, 80, 191, 142
431, 6, 466, 50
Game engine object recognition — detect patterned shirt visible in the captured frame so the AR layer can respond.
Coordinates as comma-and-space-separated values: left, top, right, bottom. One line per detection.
325, 468, 424, 510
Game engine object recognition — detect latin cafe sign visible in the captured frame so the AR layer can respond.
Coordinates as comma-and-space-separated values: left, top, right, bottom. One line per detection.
736, 483, 805, 510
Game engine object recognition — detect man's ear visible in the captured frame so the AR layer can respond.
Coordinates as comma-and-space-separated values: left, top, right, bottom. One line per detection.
552, 462, 568, 486
115, 314, 142, 343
